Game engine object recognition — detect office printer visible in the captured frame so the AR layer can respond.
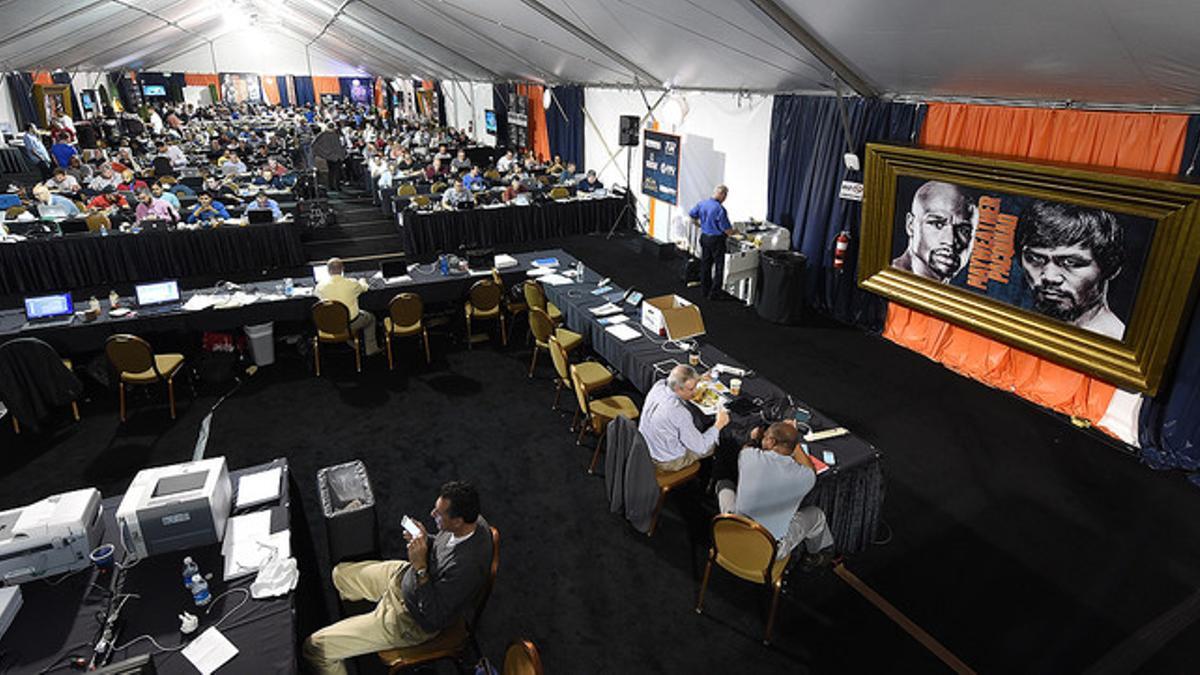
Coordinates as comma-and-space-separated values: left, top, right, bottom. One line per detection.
117, 457, 232, 560
0, 488, 103, 585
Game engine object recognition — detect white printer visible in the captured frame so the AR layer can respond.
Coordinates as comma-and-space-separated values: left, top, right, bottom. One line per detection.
116, 457, 232, 560
0, 488, 104, 585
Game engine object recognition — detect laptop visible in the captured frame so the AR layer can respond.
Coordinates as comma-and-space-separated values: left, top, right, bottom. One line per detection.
58, 218, 90, 235
24, 293, 75, 329
247, 209, 275, 224
134, 280, 181, 315
312, 264, 331, 285
380, 259, 410, 283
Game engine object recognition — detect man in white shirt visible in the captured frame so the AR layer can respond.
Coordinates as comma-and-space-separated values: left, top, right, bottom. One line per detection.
440, 178, 474, 208
639, 364, 729, 472
316, 257, 380, 356
495, 150, 515, 174
716, 421, 834, 566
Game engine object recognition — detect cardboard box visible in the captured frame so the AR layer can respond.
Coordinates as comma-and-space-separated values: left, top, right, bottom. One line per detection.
641, 294, 705, 340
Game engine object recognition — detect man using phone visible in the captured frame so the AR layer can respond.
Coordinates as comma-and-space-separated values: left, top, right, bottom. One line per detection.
304, 481, 493, 675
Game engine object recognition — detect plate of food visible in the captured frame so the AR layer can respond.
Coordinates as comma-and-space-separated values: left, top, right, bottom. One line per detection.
689, 380, 728, 416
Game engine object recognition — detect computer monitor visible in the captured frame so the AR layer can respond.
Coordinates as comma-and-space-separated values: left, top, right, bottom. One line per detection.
380, 259, 408, 278
142, 84, 167, 98
312, 264, 331, 285
134, 280, 180, 307
247, 209, 274, 224
24, 293, 74, 320
484, 110, 497, 135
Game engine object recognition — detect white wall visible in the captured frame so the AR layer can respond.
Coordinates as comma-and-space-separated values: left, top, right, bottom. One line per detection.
442, 80, 495, 146
0, 79, 16, 131
152, 31, 369, 77
582, 88, 772, 243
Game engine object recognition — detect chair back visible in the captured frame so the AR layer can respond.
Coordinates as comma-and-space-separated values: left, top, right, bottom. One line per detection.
711, 514, 781, 584
548, 187, 569, 200
85, 212, 109, 232
548, 335, 570, 383
484, 169, 501, 181
502, 640, 544, 675
430, 181, 447, 194
105, 334, 156, 375
412, 194, 431, 208
469, 526, 501, 630
5, 206, 25, 219
397, 183, 417, 197
569, 364, 590, 416
528, 307, 554, 346
522, 281, 547, 311
311, 300, 352, 338
536, 175, 550, 186
388, 293, 423, 329
468, 280, 501, 312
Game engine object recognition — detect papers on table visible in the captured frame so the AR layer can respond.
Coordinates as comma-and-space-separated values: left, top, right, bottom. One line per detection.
385, 275, 413, 285
182, 627, 239, 675
597, 314, 629, 326
605, 323, 641, 342
235, 467, 282, 509
591, 286, 613, 295
494, 254, 518, 268
183, 295, 217, 311
539, 273, 573, 286
588, 302, 623, 317
532, 257, 560, 267
223, 511, 291, 580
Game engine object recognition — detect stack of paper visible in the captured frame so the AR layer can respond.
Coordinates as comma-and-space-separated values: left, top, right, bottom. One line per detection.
588, 302, 623, 317
223, 511, 291, 580
539, 274, 573, 286
182, 627, 239, 675
494, 254, 518, 268
605, 324, 640, 342
183, 295, 218, 311
235, 467, 282, 509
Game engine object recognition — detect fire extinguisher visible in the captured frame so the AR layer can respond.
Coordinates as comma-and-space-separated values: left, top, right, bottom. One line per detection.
832, 230, 851, 271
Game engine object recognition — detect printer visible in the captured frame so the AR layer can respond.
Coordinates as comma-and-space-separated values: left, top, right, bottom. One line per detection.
117, 457, 232, 560
0, 488, 104, 585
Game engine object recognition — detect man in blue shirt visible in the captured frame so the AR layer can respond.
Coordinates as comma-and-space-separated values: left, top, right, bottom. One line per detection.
187, 191, 231, 225
689, 184, 733, 299
21, 124, 52, 178
462, 166, 486, 191
246, 191, 284, 221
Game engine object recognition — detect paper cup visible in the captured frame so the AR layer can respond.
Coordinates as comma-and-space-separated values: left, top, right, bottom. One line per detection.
730, 378, 742, 396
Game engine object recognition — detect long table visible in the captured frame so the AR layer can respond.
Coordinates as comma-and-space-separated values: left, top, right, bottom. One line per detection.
0, 224, 306, 296
543, 269, 885, 554
0, 459, 297, 674
398, 196, 631, 255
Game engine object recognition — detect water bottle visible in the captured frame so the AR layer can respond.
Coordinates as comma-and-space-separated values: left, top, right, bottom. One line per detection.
182, 557, 199, 589
99, 224, 108, 237
283, 277, 294, 296
190, 574, 211, 606
439, 254, 449, 276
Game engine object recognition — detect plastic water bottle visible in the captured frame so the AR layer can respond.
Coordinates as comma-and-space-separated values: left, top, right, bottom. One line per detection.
439, 254, 449, 276
283, 277, 294, 296
182, 557, 199, 589
190, 574, 211, 606
99, 224, 108, 237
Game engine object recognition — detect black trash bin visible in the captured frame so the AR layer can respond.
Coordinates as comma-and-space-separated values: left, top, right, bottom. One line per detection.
756, 250, 807, 324
317, 460, 380, 564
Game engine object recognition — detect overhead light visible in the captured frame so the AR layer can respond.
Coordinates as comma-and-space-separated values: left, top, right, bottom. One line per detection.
542, 89, 552, 110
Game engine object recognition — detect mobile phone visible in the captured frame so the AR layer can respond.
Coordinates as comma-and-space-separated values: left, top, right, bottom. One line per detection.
401, 515, 422, 538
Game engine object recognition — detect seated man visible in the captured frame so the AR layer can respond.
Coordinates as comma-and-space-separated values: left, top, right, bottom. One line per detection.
251, 166, 285, 189
441, 178, 474, 208
88, 165, 122, 193
450, 148, 472, 172
462, 166, 486, 192
639, 364, 729, 472
576, 170, 603, 193
32, 184, 80, 219
47, 167, 81, 194
501, 178, 528, 204
87, 189, 128, 215
715, 421, 835, 566
557, 162, 578, 184
220, 152, 247, 176
186, 191, 231, 225
246, 190, 284, 221
316, 257, 380, 356
152, 182, 181, 211
304, 481, 492, 675
134, 187, 179, 223
495, 150, 515, 174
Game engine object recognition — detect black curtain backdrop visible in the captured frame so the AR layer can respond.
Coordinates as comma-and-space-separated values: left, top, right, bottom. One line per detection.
766, 95, 925, 328
545, 85, 584, 167
49, 72, 83, 121
7, 73, 37, 129
1138, 114, 1200, 484
493, 83, 511, 149
136, 72, 184, 104
436, 81, 447, 128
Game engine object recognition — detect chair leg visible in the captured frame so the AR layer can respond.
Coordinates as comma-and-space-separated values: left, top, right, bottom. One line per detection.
588, 423, 606, 474
576, 413, 588, 445
466, 315, 472, 350
70, 401, 80, 422
695, 556, 714, 614
552, 382, 562, 410
764, 580, 784, 645
353, 338, 362, 373
500, 314, 507, 346
528, 346, 538, 378
386, 332, 394, 371
11, 416, 18, 434
422, 328, 431, 363
119, 382, 127, 422
648, 488, 669, 537
314, 339, 321, 377
168, 377, 177, 419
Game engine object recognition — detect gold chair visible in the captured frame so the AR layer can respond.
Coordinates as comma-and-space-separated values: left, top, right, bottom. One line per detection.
397, 183, 417, 197
430, 181, 447, 194
4, 206, 25, 220
484, 169, 501, 181
695, 514, 792, 645
385, 293, 430, 369
527, 307, 581, 378
85, 212, 110, 232
536, 175, 551, 186
548, 334, 611, 418
104, 334, 186, 422
492, 269, 527, 342
648, 462, 701, 536
464, 279, 506, 349
378, 526, 500, 672
547, 186, 569, 200
570, 363, 639, 473
311, 300, 362, 376
522, 280, 562, 324
502, 640, 544, 675
412, 194, 431, 208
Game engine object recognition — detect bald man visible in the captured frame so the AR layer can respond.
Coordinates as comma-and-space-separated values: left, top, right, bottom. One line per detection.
316, 257, 380, 356
689, 185, 734, 299
893, 181, 977, 283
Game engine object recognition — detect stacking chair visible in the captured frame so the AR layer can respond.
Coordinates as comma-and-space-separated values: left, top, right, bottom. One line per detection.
522, 280, 562, 325
502, 640, 544, 675
311, 300, 362, 376
548, 334, 611, 418
412, 194, 431, 208
4, 206, 25, 220
527, 307, 582, 377
570, 363, 639, 473
379, 527, 500, 672
484, 169, 501, 181
547, 186, 569, 200
492, 269, 527, 342
695, 514, 792, 645
0, 338, 82, 433
105, 334, 186, 422
85, 212, 110, 232
385, 293, 431, 369
430, 181, 447, 194
397, 183, 417, 197
464, 279, 506, 349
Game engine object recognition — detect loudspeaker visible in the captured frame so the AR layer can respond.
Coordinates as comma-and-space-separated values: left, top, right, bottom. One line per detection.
619, 115, 640, 146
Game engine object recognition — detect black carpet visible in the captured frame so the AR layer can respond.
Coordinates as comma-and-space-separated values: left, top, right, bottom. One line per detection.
3, 231, 1199, 674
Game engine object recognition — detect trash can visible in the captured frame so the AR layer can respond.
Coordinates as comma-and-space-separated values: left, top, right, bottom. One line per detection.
244, 322, 275, 367
317, 460, 380, 564
756, 250, 807, 324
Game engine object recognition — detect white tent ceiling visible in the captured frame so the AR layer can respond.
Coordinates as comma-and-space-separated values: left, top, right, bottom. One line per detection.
1, 0, 1198, 106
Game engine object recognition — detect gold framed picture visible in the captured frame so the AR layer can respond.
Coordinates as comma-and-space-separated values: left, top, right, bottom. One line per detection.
859, 143, 1200, 395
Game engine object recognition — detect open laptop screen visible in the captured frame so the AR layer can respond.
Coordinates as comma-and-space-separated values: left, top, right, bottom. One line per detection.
313, 264, 331, 285
135, 280, 180, 307
24, 293, 74, 319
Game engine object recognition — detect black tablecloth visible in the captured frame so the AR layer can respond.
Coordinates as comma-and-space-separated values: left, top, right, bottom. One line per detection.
0, 225, 306, 296
0, 459, 297, 674
399, 196, 631, 255
544, 271, 885, 554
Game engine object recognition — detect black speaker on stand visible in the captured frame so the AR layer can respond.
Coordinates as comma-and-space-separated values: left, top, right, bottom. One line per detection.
607, 115, 642, 239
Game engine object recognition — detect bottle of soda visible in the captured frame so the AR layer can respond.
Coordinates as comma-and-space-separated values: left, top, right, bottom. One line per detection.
182, 557, 199, 590
190, 574, 211, 606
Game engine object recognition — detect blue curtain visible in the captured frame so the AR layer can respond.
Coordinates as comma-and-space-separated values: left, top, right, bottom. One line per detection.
1137, 114, 1200, 484
766, 95, 925, 327
545, 85, 584, 166
6, 73, 37, 129
277, 76, 290, 107
294, 76, 314, 106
